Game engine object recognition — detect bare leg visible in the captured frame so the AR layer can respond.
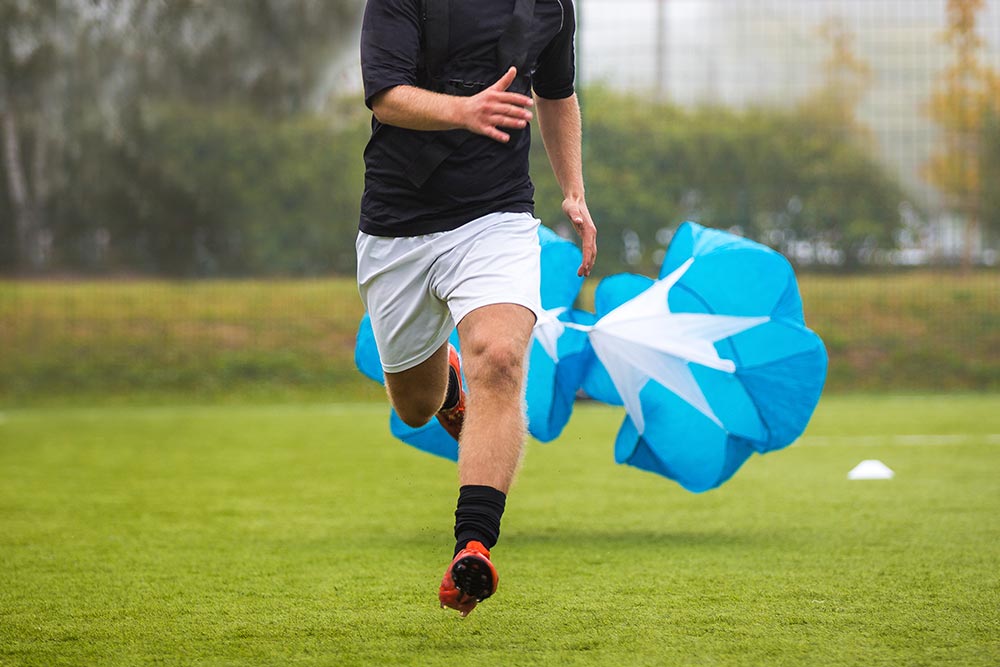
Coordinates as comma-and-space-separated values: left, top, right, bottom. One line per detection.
455, 303, 536, 492
436, 302, 535, 615
383, 343, 450, 428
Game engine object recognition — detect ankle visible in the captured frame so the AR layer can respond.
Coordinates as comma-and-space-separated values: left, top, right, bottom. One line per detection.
454, 485, 507, 555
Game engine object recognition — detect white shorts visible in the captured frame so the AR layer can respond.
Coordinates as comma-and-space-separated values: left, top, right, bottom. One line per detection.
357, 211, 542, 373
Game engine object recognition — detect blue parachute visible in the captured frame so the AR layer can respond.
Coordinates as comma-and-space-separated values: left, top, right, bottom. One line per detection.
355, 221, 827, 491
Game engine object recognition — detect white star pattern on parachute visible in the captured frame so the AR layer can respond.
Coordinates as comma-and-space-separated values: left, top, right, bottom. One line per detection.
533, 258, 769, 433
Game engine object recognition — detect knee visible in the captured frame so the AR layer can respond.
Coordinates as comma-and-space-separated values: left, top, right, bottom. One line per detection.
464, 339, 527, 392
393, 397, 440, 428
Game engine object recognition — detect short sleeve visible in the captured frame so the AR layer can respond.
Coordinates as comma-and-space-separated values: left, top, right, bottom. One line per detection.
361, 0, 423, 109
532, 0, 576, 100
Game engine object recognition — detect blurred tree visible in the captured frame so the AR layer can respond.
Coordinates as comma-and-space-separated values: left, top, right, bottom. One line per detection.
803, 17, 873, 131
125, 0, 362, 116
119, 103, 366, 275
982, 109, 1000, 240
0, 0, 64, 270
925, 0, 1000, 269
0, 0, 363, 273
786, 17, 903, 270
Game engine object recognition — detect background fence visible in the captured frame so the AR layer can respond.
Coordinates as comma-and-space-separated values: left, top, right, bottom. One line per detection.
575, 0, 1000, 264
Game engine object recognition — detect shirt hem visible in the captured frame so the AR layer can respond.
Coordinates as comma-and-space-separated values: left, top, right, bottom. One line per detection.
360, 204, 535, 237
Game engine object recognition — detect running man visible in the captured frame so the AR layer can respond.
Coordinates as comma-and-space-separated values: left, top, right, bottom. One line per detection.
357, 0, 596, 616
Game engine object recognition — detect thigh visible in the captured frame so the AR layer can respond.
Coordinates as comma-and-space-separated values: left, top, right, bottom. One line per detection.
383, 341, 450, 408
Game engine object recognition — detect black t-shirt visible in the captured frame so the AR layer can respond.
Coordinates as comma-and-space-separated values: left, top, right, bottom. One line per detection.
359, 0, 576, 237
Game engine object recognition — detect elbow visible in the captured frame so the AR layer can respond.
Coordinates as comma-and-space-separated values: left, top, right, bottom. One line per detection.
369, 87, 401, 125
370, 95, 389, 124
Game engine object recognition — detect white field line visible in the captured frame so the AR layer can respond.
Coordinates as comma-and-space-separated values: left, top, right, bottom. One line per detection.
799, 434, 1000, 447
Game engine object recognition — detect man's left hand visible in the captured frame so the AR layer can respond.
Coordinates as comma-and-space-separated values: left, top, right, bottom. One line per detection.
563, 197, 597, 277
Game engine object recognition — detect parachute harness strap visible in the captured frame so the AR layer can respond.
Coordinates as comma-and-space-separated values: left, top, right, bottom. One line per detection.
405, 0, 537, 189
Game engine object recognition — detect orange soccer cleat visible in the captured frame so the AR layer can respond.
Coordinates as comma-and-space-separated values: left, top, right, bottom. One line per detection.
438, 541, 498, 617
435, 344, 466, 442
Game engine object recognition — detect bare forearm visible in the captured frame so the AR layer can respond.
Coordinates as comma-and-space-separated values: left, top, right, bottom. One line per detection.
535, 93, 596, 277
371, 85, 465, 131
370, 68, 534, 144
535, 93, 584, 198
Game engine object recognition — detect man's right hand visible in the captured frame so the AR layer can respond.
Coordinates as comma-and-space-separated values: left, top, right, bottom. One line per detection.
461, 67, 534, 143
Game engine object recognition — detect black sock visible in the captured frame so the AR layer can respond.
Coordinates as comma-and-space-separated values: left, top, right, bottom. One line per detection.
441, 365, 460, 411
454, 485, 507, 555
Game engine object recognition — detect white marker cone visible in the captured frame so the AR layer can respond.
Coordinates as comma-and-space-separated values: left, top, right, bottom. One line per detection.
847, 459, 895, 480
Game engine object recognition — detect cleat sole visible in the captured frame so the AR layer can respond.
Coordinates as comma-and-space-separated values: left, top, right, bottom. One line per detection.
451, 555, 496, 601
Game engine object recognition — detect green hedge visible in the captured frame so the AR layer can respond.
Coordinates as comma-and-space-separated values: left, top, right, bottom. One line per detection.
1, 272, 996, 406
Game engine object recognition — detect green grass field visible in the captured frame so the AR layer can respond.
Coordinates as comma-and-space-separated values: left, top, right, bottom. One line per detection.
1, 395, 998, 666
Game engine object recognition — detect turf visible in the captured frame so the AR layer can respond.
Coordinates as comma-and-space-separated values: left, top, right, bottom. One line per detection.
1, 395, 998, 666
